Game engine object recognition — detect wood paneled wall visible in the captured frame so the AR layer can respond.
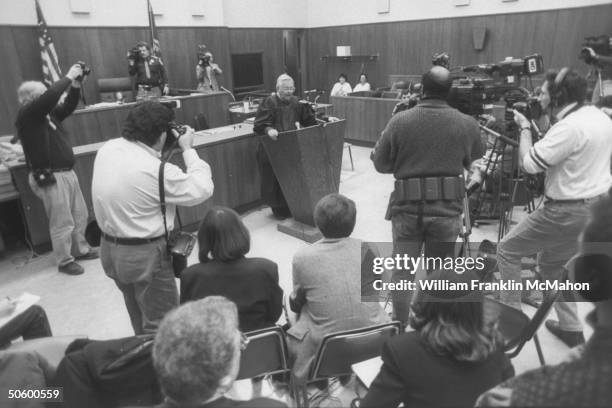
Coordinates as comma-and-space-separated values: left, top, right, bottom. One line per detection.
2, 5, 611, 134
306, 5, 612, 99
228, 28, 288, 94
0, 25, 288, 135
0, 25, 235, 134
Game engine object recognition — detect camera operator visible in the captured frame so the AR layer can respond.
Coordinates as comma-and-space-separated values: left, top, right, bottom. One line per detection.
14, 64, 98, 276
127, 41, 169, 99
196, 51, 223, 93
371, 66, 484, 326
497, 68, 612, 347
91, 101, 214, 335
582, 46, 612, 106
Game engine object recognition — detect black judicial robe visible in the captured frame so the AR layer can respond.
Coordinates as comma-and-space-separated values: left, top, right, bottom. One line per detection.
253, 94, 317, 213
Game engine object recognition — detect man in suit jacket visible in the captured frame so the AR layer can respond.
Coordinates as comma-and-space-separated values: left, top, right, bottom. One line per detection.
288, 194, 389, 383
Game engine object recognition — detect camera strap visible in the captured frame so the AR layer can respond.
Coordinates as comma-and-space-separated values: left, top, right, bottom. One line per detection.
158, 160, 184, 242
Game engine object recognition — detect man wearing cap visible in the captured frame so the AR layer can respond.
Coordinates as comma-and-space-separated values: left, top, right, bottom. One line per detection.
371, 66, 483, 326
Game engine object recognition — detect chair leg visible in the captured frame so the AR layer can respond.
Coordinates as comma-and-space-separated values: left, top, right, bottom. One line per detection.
533, 334, 546, 366
348, 144, 354, 171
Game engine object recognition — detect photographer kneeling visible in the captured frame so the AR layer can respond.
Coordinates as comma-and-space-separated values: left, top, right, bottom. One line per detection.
497, 68, 612, 347
91, 101, 214, 335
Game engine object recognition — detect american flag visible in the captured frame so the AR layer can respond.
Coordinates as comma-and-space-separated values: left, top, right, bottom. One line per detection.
36, 0, 62, 86
147, 0, 162, 58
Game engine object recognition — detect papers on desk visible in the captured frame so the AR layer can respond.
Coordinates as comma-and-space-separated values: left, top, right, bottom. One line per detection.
0, 292, 41, 328
82, 102, 121, 110
352, 356, 383, 389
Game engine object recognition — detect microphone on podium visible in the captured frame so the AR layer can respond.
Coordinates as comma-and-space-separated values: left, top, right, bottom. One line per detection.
220, 86, 236, 102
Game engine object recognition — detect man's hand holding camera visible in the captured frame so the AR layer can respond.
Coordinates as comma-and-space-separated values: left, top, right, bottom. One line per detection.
174, 125, 196, 152
66, 63, 84, 87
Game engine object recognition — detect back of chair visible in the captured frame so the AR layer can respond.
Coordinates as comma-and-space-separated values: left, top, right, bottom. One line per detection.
309, 322, 401, 381
483, 297, 530, 351
237, 326, 289, 380
516, 289, 559, 343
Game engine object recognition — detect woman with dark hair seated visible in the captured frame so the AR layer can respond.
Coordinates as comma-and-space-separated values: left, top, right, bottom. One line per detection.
180, 207, 283, 332
360, 269, 514, 408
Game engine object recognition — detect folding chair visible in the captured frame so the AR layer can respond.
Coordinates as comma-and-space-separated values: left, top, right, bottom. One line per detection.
237, 325, 290, 380
484, 291, 559, 366
296, 321, 401, 407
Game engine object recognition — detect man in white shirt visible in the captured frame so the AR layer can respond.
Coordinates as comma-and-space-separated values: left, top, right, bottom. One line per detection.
91, 101, 214, 334
497, 68, 612, 347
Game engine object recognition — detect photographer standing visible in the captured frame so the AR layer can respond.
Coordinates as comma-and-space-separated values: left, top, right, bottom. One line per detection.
91, 101, 214, 335
371, 66, 483, 326
15, 64, 98, 276
127, 41, 168, 99
196, 51, 223, 93
497, 68, 612, 347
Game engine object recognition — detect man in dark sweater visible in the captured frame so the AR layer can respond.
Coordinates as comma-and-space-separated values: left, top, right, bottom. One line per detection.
371, 66, 483, 325
15, 64, 98, 275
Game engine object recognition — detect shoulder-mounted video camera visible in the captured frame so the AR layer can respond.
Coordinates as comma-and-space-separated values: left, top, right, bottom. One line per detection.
580, 35, 611, 66
127, 47, 142, 61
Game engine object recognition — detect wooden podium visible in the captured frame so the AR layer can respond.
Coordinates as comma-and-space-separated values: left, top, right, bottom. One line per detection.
261, 120, 346, 242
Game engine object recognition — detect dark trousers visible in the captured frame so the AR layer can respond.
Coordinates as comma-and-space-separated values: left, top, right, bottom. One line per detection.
256, 143, 290, 216
0, 305, 52, 347
101, 238, 178, 335
390, 213, 461, 325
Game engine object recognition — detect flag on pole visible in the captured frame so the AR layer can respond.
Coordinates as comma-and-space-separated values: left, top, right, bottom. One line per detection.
147, 0, 162, 57
35, 0, 62, 86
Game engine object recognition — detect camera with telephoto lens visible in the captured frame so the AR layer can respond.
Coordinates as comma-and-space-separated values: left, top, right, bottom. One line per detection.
75, 61, 91, 81
198, 53, 211, 67
163, 121, 187, 151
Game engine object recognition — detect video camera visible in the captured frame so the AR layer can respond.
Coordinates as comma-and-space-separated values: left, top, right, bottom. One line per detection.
580, 34, 611, 65
447, 54, 544, 117
127, 46, 142, 61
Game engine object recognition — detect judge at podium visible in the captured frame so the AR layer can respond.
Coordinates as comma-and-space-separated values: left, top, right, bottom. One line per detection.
254, 74, 317, 219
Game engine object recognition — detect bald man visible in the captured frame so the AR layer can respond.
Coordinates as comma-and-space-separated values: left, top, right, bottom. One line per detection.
371, 66, 483, 325
15, 65, 98, 276
253, 74, 317, 219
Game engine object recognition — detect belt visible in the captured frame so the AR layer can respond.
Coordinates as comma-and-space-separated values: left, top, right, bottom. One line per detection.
137, 84, 153, 90
544, 195, 602, 204
31, 167, 73, 173
102, 233, 165, 246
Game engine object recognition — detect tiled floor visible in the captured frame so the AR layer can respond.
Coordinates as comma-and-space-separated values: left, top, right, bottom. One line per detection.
0, 145, 594, 400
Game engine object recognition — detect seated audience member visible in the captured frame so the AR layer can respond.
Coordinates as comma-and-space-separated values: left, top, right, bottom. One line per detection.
477, 196, 612, 407
0, 302, 51, 348
180, 206, 283, 332
330, 73, 352, 96
353, 73, 371, 93
151, 297, 287, 408
287, 193, 389, 383
361, 269, 514, 408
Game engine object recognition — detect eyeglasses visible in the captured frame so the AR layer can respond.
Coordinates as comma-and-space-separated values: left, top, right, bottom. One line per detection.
239, 331, 250, 351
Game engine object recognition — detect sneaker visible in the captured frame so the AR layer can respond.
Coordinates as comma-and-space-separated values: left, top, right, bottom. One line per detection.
545, 319, 585, 348
75, 248, 99, 261
58, 261, 84, 276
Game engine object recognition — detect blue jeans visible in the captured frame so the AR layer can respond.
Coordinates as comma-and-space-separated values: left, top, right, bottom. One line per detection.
391, 213, 462, 325
497, 198, 603, 331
